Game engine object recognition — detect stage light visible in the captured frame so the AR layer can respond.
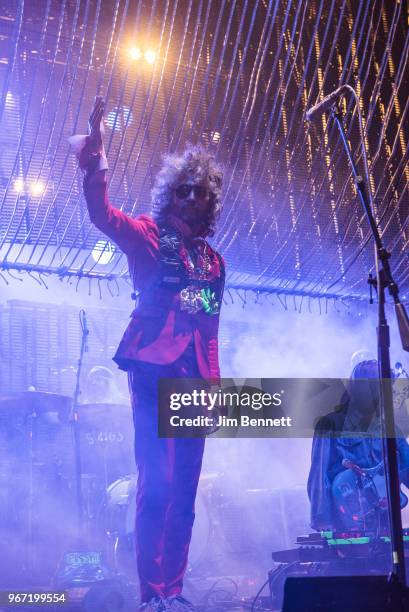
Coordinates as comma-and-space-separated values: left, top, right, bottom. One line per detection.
211, 131, 221, 143
14, 178, 24, 194
129, 46, 142, 60
144, 50, 156, 64
92, 239, 115, 265
30, 181, 46, 197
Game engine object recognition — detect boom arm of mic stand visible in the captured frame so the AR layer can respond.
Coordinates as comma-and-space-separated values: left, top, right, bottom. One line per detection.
395, 302, 409, 352
332, 104, 409, 354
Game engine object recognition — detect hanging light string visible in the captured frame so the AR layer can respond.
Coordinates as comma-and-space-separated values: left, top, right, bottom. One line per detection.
0, 0, 407, 301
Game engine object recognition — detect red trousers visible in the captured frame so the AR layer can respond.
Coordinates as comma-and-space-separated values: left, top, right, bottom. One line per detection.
128, 353, 205, 603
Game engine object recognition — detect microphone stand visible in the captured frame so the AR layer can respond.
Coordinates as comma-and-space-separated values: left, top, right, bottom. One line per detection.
331, 102, 409, 593
70, 309, 89, 545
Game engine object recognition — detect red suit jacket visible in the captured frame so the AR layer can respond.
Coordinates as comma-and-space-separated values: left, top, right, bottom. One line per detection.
84, 177, 224, 379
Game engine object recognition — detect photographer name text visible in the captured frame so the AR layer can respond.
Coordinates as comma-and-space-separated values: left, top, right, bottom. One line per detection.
169, 415, 292, 428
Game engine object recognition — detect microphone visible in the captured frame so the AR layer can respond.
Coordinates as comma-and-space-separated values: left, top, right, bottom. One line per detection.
306, 85, 350, 121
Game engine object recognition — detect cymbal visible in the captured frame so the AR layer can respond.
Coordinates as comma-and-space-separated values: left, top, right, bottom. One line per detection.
0, 391, 72, 420
75, 403, 131, 427
77, 402, 131, 415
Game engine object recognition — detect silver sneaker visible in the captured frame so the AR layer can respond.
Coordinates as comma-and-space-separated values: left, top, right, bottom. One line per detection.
139, 597, 167, 611
165, 595, 197, 611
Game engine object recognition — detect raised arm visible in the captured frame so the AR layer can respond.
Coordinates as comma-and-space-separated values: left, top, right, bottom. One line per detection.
72, 96, 149, 255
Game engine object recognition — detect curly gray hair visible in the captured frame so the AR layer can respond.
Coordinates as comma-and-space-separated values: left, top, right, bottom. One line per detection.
151, 145, 223, 236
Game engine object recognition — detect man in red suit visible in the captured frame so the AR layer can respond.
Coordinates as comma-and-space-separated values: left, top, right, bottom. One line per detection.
72, 97, 225, 612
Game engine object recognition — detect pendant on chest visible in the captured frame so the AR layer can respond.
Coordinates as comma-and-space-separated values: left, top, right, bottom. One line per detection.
158, 228, 220, 315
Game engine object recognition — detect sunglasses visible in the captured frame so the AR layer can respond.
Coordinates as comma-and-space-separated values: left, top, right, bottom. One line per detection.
175, 184, 208, 199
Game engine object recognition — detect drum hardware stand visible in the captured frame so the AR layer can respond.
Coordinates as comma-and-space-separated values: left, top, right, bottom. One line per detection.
56, 311, 117, 591
25, 406, 37, 582
70, 309, 89, 545
330, 100, 409, 595
112, 535, 120, 573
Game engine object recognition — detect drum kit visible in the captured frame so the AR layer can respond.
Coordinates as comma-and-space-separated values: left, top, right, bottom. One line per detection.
0, 391, 219, 587
0, 391, 135, 586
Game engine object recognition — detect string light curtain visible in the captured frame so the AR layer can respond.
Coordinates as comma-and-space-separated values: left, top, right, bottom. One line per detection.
0, 0, 407, 301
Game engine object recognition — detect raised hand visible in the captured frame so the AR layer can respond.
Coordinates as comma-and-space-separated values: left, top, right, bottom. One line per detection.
87, 95, 105, 155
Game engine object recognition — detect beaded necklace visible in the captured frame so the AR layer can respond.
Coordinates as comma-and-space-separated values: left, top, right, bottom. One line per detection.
184, 238, 212, 281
